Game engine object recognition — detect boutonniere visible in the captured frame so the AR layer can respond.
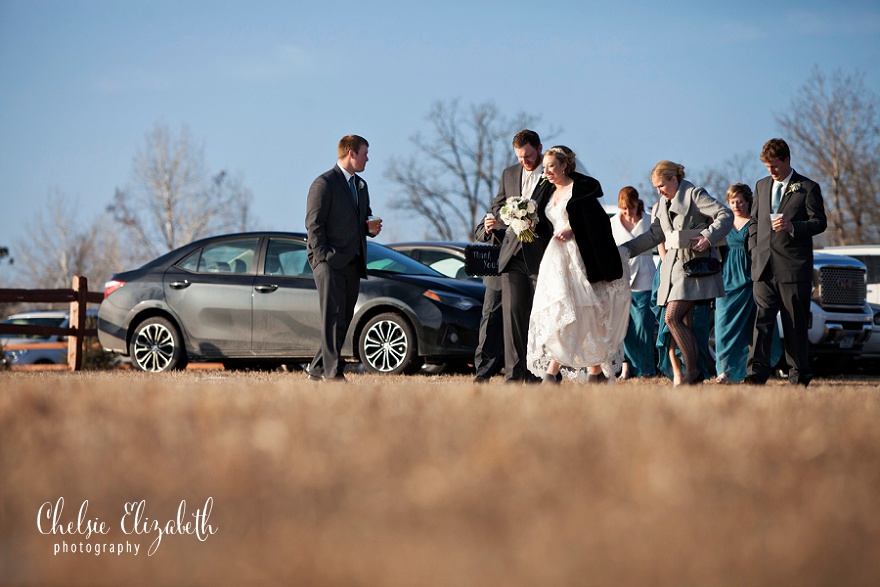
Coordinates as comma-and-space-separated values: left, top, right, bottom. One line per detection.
357, 180, 365, 191
785, 182, 802, 196
538, 174, 547, 186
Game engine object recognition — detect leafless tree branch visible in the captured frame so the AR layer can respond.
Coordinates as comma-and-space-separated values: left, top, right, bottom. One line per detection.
108, 123, 254, 263
387, 99, 555, 240
777, 68, 880, 245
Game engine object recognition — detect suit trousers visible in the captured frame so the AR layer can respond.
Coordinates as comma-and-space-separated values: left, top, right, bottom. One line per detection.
501, 256, 538, 381
310, 258, 361, 378
750, 277, 812, 384
474, 281, 503, 378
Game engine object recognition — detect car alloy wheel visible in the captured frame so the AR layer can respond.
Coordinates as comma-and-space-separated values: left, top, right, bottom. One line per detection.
130, 316, 187, 372
358, 312, 420, 375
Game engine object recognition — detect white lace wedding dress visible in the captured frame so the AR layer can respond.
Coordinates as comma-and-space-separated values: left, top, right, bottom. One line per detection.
526, 184, 631, 380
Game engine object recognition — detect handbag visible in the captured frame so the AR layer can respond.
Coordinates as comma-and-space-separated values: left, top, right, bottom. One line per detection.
464, 243, 501, 276
682, 256, 722, 277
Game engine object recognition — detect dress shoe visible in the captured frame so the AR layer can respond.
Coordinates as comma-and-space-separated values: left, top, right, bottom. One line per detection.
473, 376, 490, 384
743, 374, 766, 386
788, 377, 810, 387
307, 373, 324, 382
585, 373, 608, 384
676, 373, 706, 387
541, 373, 561, 385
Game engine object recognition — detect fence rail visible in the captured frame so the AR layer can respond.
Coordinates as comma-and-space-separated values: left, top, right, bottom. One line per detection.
0, 276, 103, 371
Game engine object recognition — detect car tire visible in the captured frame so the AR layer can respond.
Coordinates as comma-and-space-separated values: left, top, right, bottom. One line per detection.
129, 316, 187, 372
358, 312, 421, 375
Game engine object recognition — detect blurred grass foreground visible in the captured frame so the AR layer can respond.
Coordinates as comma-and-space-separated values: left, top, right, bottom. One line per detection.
1, 372, 879, 586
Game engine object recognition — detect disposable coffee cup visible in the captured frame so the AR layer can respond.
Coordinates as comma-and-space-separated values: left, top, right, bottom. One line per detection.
770, 213, 783, 231
367, 216, 382, 235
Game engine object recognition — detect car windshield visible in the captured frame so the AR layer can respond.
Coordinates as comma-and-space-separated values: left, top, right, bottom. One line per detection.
366, 242, 444, 277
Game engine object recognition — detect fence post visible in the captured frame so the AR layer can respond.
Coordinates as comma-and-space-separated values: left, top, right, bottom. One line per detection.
67, 276, 88, 371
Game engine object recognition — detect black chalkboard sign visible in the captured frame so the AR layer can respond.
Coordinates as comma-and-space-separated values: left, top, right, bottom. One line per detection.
464, 244, 501, 276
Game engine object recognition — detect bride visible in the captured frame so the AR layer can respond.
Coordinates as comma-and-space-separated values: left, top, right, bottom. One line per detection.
526, 146, 631, 383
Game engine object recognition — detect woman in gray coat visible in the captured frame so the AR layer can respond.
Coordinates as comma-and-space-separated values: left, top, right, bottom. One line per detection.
620, 161, 732, 385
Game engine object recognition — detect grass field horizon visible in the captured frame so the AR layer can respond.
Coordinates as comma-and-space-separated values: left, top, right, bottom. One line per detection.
2, 371, 879, 586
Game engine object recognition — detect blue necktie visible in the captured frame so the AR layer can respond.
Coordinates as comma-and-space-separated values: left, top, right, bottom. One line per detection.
348, 176, 359, 208
772, 182, 782, 213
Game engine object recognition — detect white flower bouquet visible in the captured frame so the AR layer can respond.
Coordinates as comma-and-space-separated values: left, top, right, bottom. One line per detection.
499, 196, 539, 243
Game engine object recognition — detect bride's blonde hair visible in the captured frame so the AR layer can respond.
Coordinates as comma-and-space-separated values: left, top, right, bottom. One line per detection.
545, 146, 576, 175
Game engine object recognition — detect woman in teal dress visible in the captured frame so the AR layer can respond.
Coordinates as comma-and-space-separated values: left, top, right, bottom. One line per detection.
714, 184, 755, 383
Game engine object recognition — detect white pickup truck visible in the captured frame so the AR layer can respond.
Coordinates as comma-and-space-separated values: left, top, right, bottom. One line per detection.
803, 251, 874, 371
817, 245, 880, 370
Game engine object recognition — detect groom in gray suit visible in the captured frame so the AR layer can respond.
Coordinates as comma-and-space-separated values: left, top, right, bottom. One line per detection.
481, 130, 554, 382
305, 134, 382, 381
746, 138, 826, 386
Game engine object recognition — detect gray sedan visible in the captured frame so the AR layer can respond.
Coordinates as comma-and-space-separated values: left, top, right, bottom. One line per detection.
98, 232, 485, 374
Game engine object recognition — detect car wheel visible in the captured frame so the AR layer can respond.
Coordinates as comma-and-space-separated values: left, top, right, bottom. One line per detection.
129, 316, 187, 372
358, 313, 421, 375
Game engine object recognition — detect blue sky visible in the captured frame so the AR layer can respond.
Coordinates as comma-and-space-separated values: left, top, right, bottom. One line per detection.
1, 0, 879, 277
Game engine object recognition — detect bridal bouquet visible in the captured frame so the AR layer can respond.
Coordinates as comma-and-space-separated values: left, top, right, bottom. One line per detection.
499, 196, 539, 243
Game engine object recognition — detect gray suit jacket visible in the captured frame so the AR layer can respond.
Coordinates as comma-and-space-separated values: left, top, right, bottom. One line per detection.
483, 163, 553, 275
748, 171, 826, 283
622, 180, 732, 306
305, 165, 373, 278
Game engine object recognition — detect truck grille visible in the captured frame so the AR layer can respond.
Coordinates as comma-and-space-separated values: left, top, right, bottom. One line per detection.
819, 266, 866, 307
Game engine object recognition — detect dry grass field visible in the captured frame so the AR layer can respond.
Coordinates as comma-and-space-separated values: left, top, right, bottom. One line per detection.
2, 371, 879, 586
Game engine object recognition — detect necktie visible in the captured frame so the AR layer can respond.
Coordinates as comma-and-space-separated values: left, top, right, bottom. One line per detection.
772, 182, 782, 213
348, 176, 359, 208
522, 171, 536, 198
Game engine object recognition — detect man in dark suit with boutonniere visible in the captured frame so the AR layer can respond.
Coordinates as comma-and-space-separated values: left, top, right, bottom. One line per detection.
480, 129, 554, 383
305, 134, 382, 382
746, 138, 826, 387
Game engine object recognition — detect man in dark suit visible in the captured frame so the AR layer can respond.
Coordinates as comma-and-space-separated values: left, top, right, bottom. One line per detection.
471, 217, 504, 383
746, 138, 827, 386
480, 129, 554, 382
305, 134, 382, 381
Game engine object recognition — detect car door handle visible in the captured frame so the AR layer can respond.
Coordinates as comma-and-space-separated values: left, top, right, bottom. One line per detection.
169, 280, 191, 289
254, 285, 279, 293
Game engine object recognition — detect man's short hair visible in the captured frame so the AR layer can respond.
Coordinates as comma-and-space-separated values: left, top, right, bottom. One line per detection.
338, 134, 369, 159
512, 129, 541, 150
761, 138, 791, 163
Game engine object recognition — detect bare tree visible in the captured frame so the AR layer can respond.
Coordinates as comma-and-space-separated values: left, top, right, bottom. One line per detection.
386, 100, 553, 240
693, 151, 763, 201
108, 123, 253, 263
777, 68, 880, 245
0, 246, 11, 272
14, 190, 121, 291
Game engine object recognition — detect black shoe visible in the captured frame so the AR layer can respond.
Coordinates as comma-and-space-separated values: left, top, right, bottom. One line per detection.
541, 373, 561, 385
586, 373, 608, 384
788, 377, 810, 387
473, 376, 490, 384
678, 373, 706, 386
743, 374, 766, 386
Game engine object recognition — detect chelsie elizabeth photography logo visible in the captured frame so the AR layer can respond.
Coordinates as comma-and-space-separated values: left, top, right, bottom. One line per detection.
37, 497, 218, 556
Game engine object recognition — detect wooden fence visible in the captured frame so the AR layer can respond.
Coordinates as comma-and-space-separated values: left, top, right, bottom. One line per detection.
0, 276, 103, 371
